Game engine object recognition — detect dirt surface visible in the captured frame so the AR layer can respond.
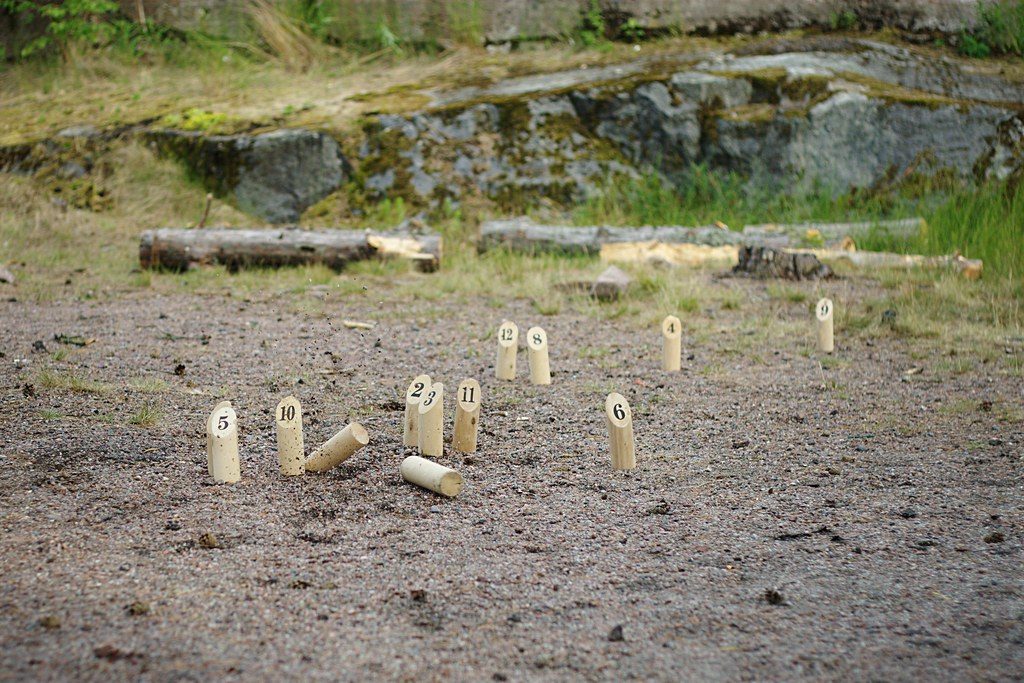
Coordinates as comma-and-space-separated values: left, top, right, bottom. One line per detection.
0, 279, 1022, 682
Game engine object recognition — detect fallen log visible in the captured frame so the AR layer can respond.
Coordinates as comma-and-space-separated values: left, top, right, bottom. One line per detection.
479, 217, 926, 254
793, 248, 983, 280
732, 246, 833, 280
139, 228, 442, 273
599, 240, 981, 279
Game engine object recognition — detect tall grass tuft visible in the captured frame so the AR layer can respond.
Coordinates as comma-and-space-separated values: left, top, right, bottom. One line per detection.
246, 0, 325, 71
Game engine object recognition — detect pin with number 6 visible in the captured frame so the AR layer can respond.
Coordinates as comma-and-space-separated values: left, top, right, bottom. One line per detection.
605, 392, 636, 471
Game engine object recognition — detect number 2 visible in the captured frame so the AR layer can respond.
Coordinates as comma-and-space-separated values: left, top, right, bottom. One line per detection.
411, 382, 424, 398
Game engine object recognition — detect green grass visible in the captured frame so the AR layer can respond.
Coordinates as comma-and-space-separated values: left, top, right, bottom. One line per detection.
572, 169, 1024, 280
129, 402, 162, 427
38, 367, 112, 394
128, 376, 170, 393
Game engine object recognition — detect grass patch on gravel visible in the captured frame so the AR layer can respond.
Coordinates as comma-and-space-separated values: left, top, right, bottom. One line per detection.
38, 368, 113, 394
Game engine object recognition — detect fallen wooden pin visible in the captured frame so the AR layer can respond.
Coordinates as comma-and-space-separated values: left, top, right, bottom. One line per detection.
479, 217, 925, 255
305, 423, 369, 472
207, 401, 240, 484
400, 456, 463, 498
816, 298, 835, 354
276, 396, 304, 476
453, 379, 481, 453
527, 327, 551, 385
139, 228, 442, 273
605, 393, 636, 471
404, 375, 431, 448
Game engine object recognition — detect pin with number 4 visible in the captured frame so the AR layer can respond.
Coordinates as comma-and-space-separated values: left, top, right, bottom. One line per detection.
661, 315, 681, 372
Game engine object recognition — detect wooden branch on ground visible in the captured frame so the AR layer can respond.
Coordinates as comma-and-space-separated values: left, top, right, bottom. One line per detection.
600, 242, 982, 279
479, 217, 926, 255
139, 228, 442, 273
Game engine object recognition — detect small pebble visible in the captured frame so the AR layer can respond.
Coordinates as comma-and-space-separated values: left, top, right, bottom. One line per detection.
984, 532, 1005, 544
608, 624, 624, 642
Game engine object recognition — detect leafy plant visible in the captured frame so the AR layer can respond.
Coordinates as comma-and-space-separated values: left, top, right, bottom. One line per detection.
620, 18, 645, 43
577, 1, 607, 47
828, 10, 858, 31
1, 0, 120, 59
959, 0, 1024, 57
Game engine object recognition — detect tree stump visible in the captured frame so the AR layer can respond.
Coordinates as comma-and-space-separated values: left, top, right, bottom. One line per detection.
732, 245, 833, 280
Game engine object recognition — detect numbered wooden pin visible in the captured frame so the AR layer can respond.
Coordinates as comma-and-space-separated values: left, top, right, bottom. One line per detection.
815, 297, 834, 354
206, 402, 240, 484
605, 392, 636, 471
206, 400, 231, 477
403, 374, 431, 448
275, 396, 304, 476
526, 326, 551, 385
453, 378, 481, 453
304, 423, 369, 472
417, 382, 444, 457
401, 456, 463, 498
496, 321, 518, 380
662, 315, 682, 372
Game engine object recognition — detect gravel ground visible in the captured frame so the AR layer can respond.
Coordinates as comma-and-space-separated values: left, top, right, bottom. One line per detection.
0, 279, 1021, 682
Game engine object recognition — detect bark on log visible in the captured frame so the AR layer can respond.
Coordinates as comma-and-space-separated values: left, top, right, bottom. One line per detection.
479, 217, 926, 254
733, 246, 834, 280
139, 228, 442, 273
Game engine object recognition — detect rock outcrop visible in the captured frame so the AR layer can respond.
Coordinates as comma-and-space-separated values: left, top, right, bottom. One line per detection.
149, 128, 349, 224
355, 38, 1024, 209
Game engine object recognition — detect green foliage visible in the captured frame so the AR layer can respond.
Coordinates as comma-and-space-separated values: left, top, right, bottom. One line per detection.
960, 0, 1024, 57
445, 0, 484, 45
828, 10, 858, 31
620, 18, 645, 43
2, 0, 119, 58
159, 108, 230, 132
577, 1, 607, 48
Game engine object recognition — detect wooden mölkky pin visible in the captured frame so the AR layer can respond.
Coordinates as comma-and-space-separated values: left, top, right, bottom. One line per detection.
605, 392, 636, 471
815, 297, 834, 354
304, 423, 369, 472
400, 456, 463, 498
662, 315, 682, 371
207, 402, 240, 483
417, 382, 444, 457
526, 326, 551, 385
403, 374, 431, 447
453, 378, 481, 453
496, 321, 518, 380
206, 400, 231, 477
275, 396, 304, 476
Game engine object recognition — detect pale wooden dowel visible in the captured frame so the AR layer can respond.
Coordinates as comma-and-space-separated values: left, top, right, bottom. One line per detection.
496, 321, 518, 380
605, 392, 636, 471
417, 382, 444, 457
275, 395, 304, 476
400, 456, 463, 497
207, 402, 241, 483
816, 297, 834, 354
661, 315, 682, 371
453, 378, 481, 453
403, 374, 431, 447
527, 326, 551, 385
304, 423, 369, 472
